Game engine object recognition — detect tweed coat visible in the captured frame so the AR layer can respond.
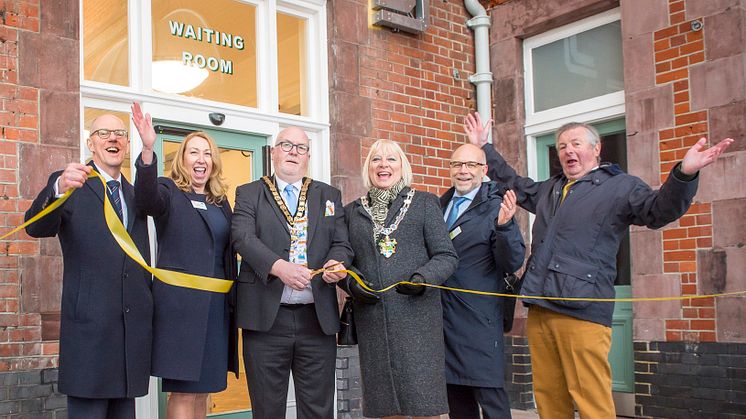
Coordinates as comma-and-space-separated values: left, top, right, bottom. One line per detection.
345, 187, 459, 417
24, 163, 153, 398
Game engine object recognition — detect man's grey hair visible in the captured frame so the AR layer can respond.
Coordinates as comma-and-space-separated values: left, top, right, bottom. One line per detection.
555, 122, 601, 146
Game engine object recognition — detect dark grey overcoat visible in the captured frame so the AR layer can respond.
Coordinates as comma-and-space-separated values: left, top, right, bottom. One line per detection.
345, 188, 459, 417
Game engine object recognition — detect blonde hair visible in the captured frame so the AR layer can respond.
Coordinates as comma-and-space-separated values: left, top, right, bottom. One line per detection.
362, 139, 413, 189
170, 131, 228, 204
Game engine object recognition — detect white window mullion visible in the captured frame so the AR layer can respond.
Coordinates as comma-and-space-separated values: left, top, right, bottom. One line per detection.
261, 0, 279, 114
134, 0, 154, 93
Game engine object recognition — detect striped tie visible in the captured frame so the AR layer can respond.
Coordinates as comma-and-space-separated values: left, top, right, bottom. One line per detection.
107, 180, 123, 221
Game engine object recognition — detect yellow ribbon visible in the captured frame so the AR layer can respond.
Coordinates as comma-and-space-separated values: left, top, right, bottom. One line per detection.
8, 171, 233, 294
9, 174, 746, 301
337, 269, 746, 302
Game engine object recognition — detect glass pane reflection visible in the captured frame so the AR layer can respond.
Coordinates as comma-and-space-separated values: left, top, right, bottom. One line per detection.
277, 13, 307, 116
152, 0, 257, 107
532, 21, 624, 112
83, 0, 129, 86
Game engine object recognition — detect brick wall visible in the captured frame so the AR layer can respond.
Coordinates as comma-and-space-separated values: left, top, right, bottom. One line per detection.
327, 0, 477, 202
625, 0, 746, 344
634, 341, 746, 418
652, 0, 717, 343
503, 336, 533, 410
1, 0, 79, 416
336, 346, 363, 418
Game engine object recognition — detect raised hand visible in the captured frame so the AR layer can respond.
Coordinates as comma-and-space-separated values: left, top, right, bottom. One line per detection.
464, 112, 493, 147
680, 137, 734, 175
57, 163, 92, 194
131, 102, 157, 164
497, 189, 517, 226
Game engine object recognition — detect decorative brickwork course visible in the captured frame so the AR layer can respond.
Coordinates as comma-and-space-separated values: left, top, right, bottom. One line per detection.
635, 341, 746, 418
504, 335, 534, 410
653, 0, 721, 344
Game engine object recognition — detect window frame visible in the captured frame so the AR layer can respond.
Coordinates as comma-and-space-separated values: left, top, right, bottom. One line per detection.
80, 0, 332, 183
522, 8, 624, 133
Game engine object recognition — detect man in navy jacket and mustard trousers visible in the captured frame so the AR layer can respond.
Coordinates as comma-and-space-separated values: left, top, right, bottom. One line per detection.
465, 113, 733, 418
25, 115, 152, 419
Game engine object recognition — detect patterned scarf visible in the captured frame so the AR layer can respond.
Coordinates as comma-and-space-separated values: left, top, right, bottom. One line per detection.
367, 179, 406, 226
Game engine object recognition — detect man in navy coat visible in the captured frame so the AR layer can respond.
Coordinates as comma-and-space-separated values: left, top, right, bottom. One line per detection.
25, 114, 152, 419
440, 144, 525, 419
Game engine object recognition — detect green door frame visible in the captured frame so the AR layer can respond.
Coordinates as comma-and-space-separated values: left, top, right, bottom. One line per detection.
151, 120, 266, 418
533, 118, 634, 393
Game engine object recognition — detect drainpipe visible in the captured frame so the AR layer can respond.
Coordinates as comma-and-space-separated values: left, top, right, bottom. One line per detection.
464, 0, 492, 142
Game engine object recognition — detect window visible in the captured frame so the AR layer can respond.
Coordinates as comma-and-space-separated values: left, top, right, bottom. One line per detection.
80, 0, 332, 183
151, 0, 258, 106
277, 12, 307, 115
531, 21, 623, 112
82, 0, 129, 86
523, 8, 624, 131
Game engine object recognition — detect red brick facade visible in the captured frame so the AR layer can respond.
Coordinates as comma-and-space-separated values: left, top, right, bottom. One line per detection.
1, 0, 79, 375
328, 0, 477, 202
653, 0, 716, 342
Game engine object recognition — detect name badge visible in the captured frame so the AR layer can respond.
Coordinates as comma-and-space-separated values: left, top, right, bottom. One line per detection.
449, 226, 462, 240
191, 200, 207, 210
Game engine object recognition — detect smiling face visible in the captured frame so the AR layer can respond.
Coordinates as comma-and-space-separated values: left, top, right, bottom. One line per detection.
368, 145, 403, 190
181, 136, 213, 194
450, 144, 487, 194
557, 126, 601, 181
87, 114, 129, 178
271, 127, 310, 184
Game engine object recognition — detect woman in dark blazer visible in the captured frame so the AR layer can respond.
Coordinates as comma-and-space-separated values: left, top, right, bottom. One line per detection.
132, 103, 238, 419
343, 139, 459, 419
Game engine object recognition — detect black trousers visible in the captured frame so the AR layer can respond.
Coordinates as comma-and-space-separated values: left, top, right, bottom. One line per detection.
67, 396, 135, 419
242, 304, 336, 419
447, 383, 512, 419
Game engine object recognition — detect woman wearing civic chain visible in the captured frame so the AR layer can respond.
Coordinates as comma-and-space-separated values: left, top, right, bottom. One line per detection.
342, 139, 459, 419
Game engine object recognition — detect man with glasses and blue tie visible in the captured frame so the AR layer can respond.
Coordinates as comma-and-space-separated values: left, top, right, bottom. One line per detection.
231, 126, 353, 419
24, 114, 153, 419
440, 143, 525, 419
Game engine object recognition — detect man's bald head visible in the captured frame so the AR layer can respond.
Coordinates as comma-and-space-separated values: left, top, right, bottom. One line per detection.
449, 144, 488, 194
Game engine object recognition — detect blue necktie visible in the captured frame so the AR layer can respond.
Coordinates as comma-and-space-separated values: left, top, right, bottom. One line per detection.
284, 184, 298, 215
107, 180, 123, 221
446, 196, 467, 229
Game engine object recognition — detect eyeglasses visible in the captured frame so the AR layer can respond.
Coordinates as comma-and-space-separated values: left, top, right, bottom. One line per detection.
91, 129, 128, 139
277, 141, 310, 155
449, 161, 485, 169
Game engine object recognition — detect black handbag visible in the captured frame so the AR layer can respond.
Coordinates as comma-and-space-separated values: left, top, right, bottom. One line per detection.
338, 297, 357, 345
502, 273, 523, 333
